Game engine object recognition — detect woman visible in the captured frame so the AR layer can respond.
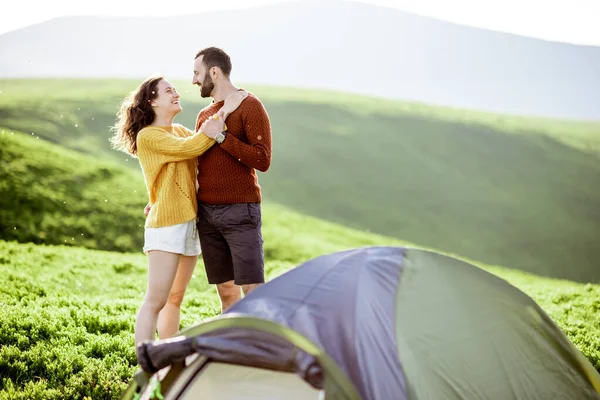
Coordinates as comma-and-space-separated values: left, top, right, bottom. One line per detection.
110, 74, 247, 351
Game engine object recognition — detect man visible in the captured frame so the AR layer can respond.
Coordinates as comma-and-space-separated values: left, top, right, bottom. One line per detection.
192, 47, 272, 312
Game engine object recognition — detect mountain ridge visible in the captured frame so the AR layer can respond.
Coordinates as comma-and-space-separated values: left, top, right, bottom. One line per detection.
1, 0, 599, 119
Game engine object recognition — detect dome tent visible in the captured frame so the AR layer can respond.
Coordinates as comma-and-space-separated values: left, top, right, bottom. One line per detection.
121, 246, 600, 400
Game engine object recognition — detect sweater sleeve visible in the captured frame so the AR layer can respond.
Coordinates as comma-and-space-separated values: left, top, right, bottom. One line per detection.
137, 127, 215, 162
219, 97, 272, 172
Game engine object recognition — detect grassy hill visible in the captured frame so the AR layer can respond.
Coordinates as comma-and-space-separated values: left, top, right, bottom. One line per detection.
0, 128, 393, 256
0, 129, 148, 253
1, 78, 600, 283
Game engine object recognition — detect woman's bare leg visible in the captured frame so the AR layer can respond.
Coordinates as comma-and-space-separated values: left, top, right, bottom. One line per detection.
157, 255, 198, 339
134, 251, 180, 346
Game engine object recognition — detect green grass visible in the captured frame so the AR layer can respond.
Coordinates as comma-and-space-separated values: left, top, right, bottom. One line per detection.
1, 78, 599, 282
0, 238, 598, 400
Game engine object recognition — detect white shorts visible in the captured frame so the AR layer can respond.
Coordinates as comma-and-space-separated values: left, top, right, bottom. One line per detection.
143, 219, 201, 256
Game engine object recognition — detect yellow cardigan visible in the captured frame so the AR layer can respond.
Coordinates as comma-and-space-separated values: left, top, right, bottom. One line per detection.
136, 123, 215, 228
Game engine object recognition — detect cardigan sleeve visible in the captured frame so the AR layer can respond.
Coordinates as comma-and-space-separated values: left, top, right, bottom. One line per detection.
137, 126, 215, 162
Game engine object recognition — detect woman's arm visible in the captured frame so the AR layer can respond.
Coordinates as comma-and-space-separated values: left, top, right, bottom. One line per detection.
218, 90, 248, 120
137, 127, 215, 162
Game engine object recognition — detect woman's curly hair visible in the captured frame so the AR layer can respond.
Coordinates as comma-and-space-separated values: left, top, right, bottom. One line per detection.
110, 75, 164, 156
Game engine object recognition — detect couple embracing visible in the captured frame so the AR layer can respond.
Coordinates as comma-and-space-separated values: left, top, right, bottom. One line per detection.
110, 47, 271, 358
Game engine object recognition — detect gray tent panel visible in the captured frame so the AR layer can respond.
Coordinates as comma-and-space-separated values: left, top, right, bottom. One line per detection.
228, 246, 408, 400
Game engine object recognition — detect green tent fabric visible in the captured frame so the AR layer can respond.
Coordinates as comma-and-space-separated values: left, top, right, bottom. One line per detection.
123, 246, 600, 400
396, 249, 600, 399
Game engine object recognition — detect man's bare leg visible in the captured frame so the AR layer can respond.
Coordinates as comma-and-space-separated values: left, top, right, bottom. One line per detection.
242, 283, 263, 295
216, 280, 241, 313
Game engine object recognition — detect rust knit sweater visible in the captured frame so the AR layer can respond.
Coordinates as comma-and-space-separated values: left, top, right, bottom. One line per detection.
195, 91, 272, 204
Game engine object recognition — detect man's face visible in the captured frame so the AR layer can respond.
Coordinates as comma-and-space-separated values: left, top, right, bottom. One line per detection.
192, 55, 215, 98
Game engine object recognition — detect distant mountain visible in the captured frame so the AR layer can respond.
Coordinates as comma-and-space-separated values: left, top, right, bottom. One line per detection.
1, 0, 599, 119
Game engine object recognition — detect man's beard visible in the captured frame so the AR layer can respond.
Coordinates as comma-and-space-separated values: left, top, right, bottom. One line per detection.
200, 74, 215, 98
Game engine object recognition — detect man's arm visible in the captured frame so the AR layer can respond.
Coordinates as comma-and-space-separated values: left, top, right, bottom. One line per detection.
219, 97, 272, 172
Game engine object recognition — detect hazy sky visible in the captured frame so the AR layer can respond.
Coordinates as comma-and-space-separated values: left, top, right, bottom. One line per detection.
1, 0, 599, 46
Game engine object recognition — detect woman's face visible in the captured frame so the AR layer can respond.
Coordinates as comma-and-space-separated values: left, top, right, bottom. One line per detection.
151, 79, 182, 115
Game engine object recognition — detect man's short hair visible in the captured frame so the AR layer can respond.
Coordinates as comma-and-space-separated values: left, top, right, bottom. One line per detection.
196, 47, 232, 77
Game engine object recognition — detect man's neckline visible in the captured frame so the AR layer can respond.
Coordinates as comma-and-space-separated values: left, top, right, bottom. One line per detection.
211, 88, 246, 105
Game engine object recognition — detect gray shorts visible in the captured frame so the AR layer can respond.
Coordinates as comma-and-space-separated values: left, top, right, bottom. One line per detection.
196, 203, 265, 285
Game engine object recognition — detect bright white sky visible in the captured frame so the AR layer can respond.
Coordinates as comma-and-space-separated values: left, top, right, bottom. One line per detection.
1, 0, 599, 46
